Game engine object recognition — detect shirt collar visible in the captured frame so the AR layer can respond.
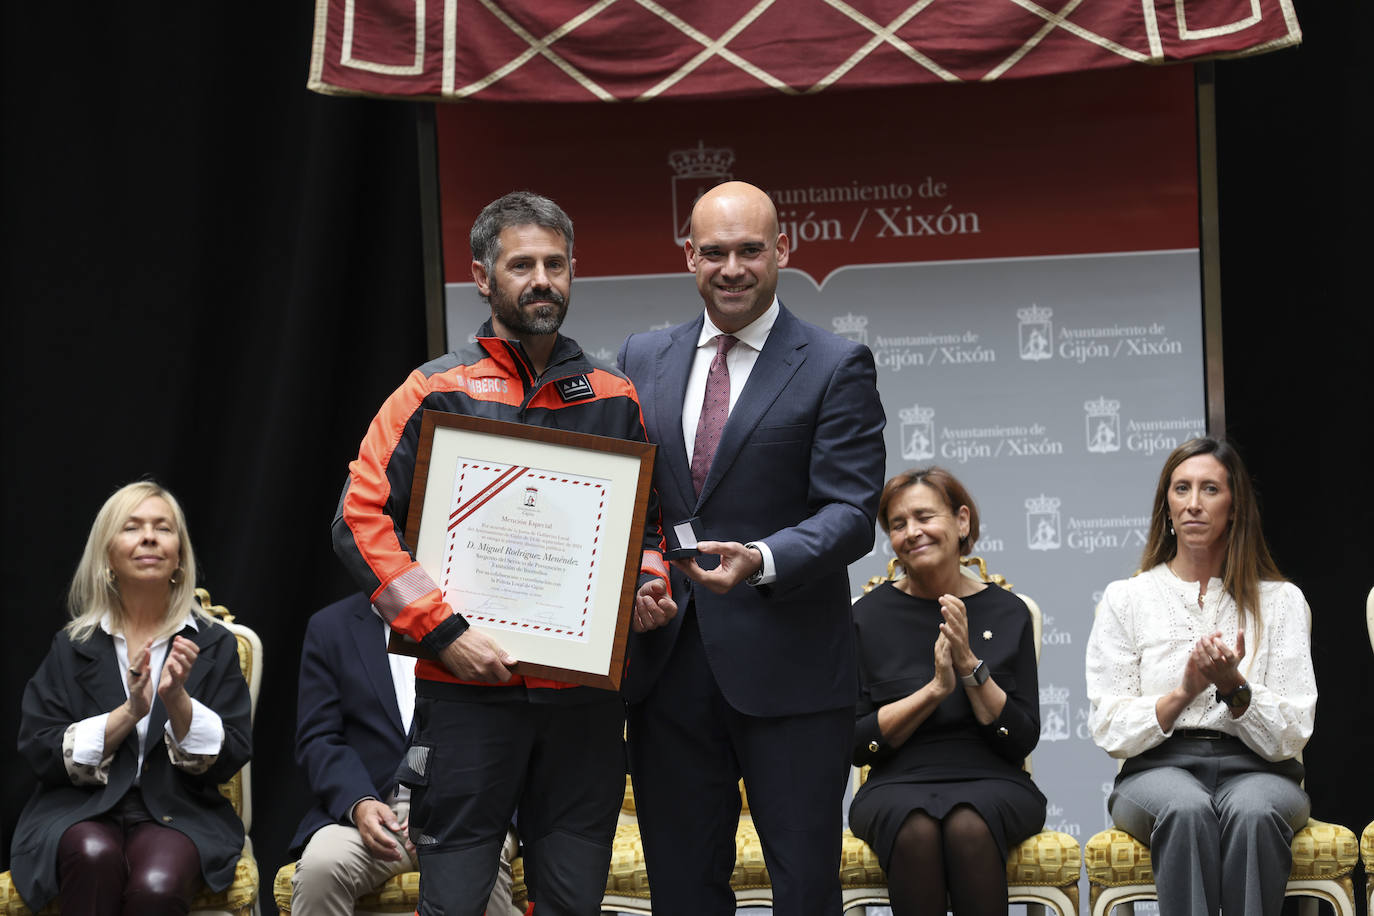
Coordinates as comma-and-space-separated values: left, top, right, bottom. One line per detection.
697, 297, 779, 352
99, 611, 201, 637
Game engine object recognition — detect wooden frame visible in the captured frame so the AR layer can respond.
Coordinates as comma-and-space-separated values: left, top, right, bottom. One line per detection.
391, 409, 656, 690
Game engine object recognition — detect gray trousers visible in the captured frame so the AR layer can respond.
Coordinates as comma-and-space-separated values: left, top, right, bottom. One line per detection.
1108, 735, 1309, 916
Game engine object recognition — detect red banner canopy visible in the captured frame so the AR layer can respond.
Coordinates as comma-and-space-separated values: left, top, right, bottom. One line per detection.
307, 0, 1300, 101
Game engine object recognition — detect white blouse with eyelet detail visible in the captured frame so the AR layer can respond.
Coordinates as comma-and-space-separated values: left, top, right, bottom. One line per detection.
1085, 563, 1316, 763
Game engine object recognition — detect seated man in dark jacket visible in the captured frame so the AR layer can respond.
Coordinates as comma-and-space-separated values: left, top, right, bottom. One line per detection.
290, 592, 520, 915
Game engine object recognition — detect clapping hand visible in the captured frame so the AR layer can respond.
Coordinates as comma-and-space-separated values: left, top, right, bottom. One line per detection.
158, 635, 199, 702
1193, 629, 1247, 693
932, 632, 957, 697
126, 642, 155, 718
937, 594, 980, 676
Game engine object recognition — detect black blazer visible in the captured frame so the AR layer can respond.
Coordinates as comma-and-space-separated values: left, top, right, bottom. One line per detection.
289, 593, 408, 854
10, 617, 252, 910
618, 304, 887, 716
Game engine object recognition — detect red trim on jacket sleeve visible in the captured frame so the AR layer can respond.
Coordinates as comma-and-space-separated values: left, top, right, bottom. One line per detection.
640, 549, 668, 583
341, 369, 453, 641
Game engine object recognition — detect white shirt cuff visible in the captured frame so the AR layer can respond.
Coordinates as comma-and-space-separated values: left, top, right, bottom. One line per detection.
165, 696, 225, 754
746, 541, 777, 586
71, 713, 110, 766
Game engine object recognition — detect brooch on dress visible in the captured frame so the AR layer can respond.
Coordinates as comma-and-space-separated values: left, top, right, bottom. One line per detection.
982, 629, 993, 640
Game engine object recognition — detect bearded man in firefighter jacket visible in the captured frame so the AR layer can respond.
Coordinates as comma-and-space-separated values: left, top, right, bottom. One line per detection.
332, 192, 674, 916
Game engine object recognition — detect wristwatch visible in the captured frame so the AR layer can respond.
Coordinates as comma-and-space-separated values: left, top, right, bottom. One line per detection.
960, 659, 989, 688
1216, 681, 1252, 709
744, 542, 765, 586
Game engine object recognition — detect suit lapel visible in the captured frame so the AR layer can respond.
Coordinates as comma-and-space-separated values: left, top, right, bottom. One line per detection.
178, 622, 217, 697
74, 631, 126, 715
697, 305, 807, 507
350, 604, 405, 738
656, 318, 702, 511
75, 631, 145, 759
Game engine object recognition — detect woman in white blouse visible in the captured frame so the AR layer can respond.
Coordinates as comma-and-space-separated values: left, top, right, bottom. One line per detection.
9, 482, 252, 915
1085, 437, 1315, 916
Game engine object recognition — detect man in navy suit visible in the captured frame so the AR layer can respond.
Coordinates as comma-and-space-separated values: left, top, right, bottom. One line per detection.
617, 181, 886, 915
289, 593, 520, 915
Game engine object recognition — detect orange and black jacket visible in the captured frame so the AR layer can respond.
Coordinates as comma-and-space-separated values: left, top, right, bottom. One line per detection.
332, 320, 667, 692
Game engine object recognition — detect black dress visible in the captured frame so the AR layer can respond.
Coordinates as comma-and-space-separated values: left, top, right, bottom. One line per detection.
848, 582, 1046, 870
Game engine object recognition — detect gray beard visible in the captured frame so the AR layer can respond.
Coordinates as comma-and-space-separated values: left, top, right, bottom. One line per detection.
490, 288, 567, 336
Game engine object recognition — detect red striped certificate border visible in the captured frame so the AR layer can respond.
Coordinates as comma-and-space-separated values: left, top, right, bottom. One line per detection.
442, 463, 606, 639
398, 409, 656, 690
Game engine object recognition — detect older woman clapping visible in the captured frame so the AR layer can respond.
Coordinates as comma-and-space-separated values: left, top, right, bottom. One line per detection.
9, 482, 251, 916
849, 467, 1045, 916
1086, 437, 1316, 916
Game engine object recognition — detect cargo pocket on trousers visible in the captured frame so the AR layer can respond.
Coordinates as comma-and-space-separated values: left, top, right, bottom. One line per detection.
395, 744, 439, 848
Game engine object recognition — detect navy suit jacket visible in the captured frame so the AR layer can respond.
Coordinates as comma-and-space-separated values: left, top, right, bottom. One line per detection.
617, 303, 886, 716
289, 593, 409, 854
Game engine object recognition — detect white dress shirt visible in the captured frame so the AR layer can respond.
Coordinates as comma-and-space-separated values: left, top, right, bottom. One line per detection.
380, 616, 416, 735
681, 298, 780, 584
380, 609, 415, 807
1085, 563, 1316, 762
69, 614, 225, 782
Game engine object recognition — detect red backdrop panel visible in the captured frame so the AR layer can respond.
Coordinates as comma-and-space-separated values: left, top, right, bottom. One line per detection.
437, 64, 1198, 285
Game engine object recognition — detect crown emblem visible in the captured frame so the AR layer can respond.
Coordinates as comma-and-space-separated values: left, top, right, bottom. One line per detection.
668, 141, 735, 178
1025, 494, 1061, 514
1084, 396, 1121, 416
1017, 304, 1053, 323
1040, 684, 1070, 704
899, 405, 935, 424
833, 313, 869, 333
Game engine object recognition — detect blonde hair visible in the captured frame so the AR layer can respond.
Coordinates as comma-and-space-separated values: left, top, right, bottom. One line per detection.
66, 481, 202, 643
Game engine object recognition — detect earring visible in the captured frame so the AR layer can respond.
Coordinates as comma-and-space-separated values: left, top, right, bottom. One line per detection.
105, 567, 117, 584
170, 567, 184, 586
1167, 520, 1174, 536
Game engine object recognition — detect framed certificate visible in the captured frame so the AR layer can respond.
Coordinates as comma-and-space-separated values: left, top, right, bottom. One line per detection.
391, 410, 656, 690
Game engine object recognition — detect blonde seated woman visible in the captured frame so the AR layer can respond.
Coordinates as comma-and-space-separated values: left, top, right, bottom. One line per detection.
849, 467, 1045, 915
1086, 437, 1316, 916
9, 482, 252, 916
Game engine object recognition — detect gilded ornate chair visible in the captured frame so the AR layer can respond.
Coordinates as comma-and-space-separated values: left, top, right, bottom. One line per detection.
601, 774, 773, 913
1084, 597, 1360, 916
836, 556, 1082, 916
1086, 820, 1359, 916
0, 589, 262, 916
1362, 585, 1374, 914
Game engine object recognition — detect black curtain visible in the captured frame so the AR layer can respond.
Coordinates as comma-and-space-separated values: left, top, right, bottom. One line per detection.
1213, 2, 1373, 907
0, 2, 428, 910
2, 1, 1368, 914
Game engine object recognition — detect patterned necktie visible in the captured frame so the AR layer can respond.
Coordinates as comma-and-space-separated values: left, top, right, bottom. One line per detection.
691, 334, 739, 495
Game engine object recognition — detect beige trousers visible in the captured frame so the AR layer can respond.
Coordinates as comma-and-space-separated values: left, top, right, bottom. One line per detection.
292, 800, 521, 916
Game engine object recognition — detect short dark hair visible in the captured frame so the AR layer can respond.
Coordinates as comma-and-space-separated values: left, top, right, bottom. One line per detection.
470, 191, 574, 276
877, 466, 980, 556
